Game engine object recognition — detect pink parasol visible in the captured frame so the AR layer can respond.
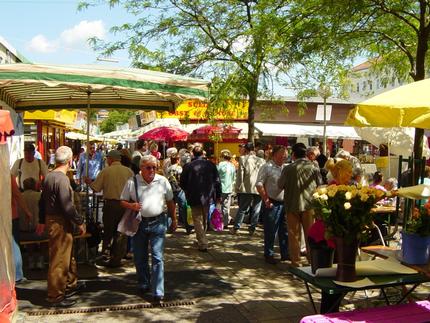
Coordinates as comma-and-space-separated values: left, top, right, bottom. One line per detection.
139, 126, 189, 142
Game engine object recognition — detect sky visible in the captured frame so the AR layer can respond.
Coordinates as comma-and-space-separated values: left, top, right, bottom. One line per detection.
0, 0, 133, 66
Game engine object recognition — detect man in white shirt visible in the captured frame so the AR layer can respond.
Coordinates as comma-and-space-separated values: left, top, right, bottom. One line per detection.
120, 155, 177, 304
11, 143, 48, 191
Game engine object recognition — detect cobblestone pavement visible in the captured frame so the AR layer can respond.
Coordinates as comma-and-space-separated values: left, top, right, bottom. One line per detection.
16, 224, 430, 323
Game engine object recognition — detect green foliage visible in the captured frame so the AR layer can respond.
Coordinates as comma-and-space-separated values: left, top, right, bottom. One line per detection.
405, 203, 430, 237
79, 0, 303, 143
99, 110, 134, 133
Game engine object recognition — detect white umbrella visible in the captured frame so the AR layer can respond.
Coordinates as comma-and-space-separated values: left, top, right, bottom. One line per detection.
354, 127, 430, 158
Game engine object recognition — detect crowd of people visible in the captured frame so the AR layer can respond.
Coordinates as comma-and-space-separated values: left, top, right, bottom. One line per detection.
11, 139, 403, 310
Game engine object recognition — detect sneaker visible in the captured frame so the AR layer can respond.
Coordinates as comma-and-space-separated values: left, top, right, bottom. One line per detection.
198, 248, 208, 252
248, 227, 255, 236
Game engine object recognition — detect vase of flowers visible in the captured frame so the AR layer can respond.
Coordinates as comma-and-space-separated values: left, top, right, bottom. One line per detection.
402, 201, 430, 265
313, 185, 386, 281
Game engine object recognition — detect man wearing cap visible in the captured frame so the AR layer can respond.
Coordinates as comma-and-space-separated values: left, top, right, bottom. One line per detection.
231, 142, 265, 235
85, 149, 134, 267
11, 143, 48, 191
217, 149, 236, 228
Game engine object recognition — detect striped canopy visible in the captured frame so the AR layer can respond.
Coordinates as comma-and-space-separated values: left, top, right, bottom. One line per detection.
0, 63, 209, 112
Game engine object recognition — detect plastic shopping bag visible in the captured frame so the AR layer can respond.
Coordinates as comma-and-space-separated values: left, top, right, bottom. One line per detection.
117, 209, 141, 237
210, 207, 224, 232
186, 203, 193, 226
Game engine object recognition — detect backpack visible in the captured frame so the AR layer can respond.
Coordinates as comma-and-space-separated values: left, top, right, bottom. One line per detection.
167, 168, 181, 192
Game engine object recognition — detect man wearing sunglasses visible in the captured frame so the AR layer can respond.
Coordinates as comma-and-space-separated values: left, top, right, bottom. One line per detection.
120, 155, 176, 303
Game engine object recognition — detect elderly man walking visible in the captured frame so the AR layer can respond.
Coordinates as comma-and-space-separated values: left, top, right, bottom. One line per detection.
36, 146, 86, 308
120, 155, 177, 303
256, 145, 289, 264
278, 143, 322, 267
85, 149, 133, 267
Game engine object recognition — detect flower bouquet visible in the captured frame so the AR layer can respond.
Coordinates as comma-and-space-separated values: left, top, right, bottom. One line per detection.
402, 201, 430, 265
313, 185, 386, 241
313, 184, 386, 281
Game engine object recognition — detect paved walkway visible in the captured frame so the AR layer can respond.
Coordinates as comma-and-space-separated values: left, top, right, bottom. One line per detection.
16, 226, 430, 323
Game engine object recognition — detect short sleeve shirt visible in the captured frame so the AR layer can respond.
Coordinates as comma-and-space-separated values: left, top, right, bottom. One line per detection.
11, 158, 48, 189
120, 173, 174, 218
256, 160, 284, 201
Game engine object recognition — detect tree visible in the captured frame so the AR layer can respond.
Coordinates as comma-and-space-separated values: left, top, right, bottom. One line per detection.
99, 110, 134, 133
79, 0, 296, 143
292, 0, 430, 164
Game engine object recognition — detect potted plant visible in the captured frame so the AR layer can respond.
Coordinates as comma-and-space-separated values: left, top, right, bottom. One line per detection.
313, 185, 386, 281
402, 201, 430, 265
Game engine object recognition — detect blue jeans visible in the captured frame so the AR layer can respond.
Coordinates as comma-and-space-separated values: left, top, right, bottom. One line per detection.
12, 238, 24, 281
263, 201, 288, 259
174, 190, 192, 230
132, 214, 167, 297
234, 193, 262, 230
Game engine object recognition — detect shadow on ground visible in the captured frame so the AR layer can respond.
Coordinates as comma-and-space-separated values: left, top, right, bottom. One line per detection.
17, 268, 234, 310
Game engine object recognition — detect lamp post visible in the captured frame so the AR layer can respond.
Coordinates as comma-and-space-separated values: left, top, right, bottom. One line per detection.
317, 84, 332, 156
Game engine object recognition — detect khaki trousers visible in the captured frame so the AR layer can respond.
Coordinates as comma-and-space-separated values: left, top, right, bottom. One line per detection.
46, 215, 78, 303
102, 199, 127, 265
286, 210, 315, 266
191, 205, 209, 249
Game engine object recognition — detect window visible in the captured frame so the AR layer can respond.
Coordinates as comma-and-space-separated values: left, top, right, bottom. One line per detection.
368, 80, 373, 91
362, 81, 367, 91
356, 83, 360, 92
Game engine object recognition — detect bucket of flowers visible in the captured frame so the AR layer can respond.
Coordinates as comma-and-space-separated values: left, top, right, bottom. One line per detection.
402, 200, 430, 265
313, 184, 386, 281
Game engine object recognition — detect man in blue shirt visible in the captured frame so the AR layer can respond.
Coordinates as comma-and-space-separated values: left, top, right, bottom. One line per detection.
76, 143, 103, 184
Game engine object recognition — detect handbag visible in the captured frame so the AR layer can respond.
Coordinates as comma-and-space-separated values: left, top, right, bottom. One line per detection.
117, 175, 141, 237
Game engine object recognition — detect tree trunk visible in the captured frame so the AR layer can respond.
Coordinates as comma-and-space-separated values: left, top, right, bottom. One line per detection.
247, 83, 258, 144
411, 5, 429, 183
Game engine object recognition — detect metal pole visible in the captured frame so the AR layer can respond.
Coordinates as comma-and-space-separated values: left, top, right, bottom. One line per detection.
86, 88, 92, 220
318, 84, 331, 157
